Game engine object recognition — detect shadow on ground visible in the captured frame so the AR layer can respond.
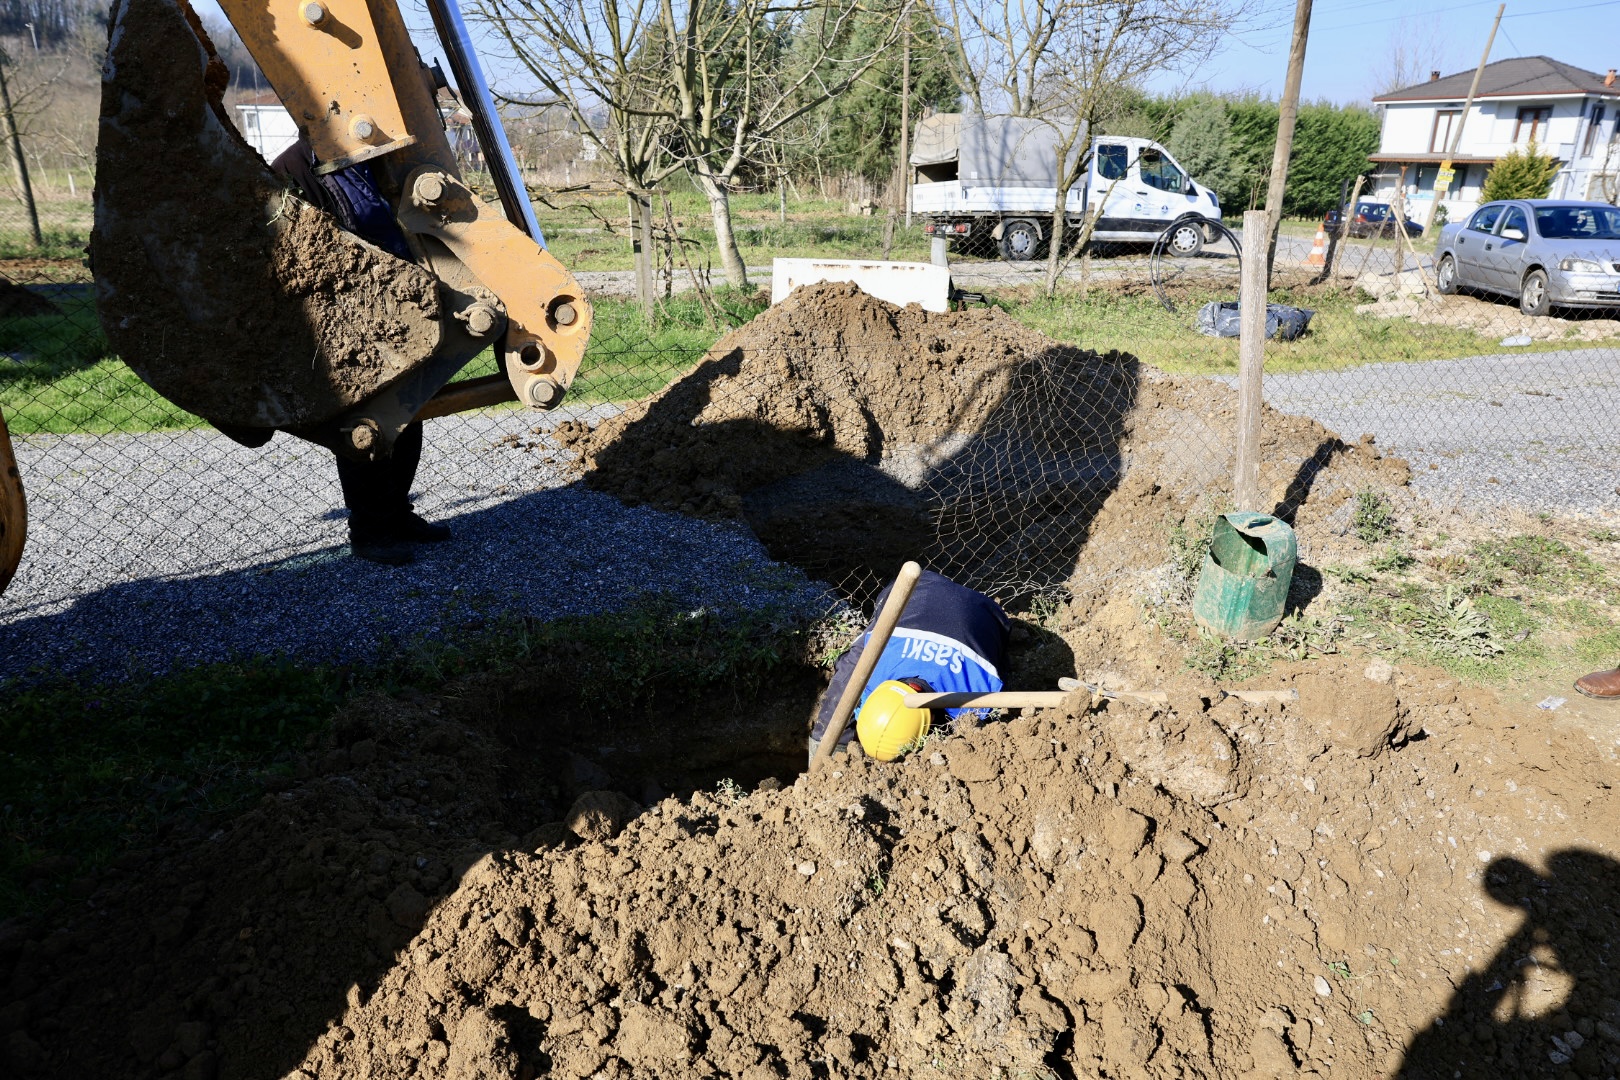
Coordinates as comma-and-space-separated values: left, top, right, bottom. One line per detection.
1397, 850, 1620, 1078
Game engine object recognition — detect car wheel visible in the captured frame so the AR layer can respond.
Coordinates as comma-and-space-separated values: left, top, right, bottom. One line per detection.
998, 220, 1041, 262
1164, 219, 1205, 257
1519, 268, 1551, 316
1436, 254, 1459, 295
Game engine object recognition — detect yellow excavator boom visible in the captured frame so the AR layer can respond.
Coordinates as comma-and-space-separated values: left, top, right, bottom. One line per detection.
8, 0, 592, 597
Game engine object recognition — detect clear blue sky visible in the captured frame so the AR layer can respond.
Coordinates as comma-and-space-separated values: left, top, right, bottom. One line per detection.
193, 0, 1620, 108
1176, 0, 1620, 104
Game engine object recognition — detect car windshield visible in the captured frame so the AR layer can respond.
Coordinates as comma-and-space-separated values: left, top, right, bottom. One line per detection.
1139, 149, 1184, 193
1533, 206, 1620, 240
1356, 203, 1389, 220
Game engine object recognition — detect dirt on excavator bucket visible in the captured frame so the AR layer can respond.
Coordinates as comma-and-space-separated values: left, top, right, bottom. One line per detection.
93, 0, 445, 432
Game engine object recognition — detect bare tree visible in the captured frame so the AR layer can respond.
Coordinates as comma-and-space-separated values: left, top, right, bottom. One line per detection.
1595, 136, 1620, 205
1368, 14, 1455, 99
656, 0, 911, 288
471, 0, 685, 317
476, 0, 907, 292
936, 0, 1247, 296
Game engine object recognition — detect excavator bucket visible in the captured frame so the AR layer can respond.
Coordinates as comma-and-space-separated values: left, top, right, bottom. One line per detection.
94, 0, 445, 433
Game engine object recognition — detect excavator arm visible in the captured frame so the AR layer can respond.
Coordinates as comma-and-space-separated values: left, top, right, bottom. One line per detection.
94, 0, 592, 462
6, 0, 588, 596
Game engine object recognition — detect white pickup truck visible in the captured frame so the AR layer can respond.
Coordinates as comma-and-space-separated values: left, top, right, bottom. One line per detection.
909, 113, 1223, 261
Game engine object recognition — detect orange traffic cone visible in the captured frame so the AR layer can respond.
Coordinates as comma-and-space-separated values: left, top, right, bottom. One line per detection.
1307, 225, 1327, 267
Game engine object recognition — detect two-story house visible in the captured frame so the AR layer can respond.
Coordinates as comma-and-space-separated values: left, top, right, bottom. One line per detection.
1369, 56, 1618, 220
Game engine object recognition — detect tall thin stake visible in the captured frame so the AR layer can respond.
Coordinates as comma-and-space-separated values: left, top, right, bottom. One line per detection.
1421, 3, 1503, 237
900, 34, 911, 228
1262, 0, 1312, 281
0, 49, 42, 248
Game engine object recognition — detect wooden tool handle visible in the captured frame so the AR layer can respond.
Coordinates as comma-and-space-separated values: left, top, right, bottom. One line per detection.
813, 561, 923, 767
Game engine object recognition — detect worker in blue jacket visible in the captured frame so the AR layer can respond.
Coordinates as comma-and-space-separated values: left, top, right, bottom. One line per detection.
809, 570, 1010, 762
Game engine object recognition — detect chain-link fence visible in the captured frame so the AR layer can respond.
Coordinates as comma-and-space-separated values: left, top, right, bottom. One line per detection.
2, 204, 1617, 679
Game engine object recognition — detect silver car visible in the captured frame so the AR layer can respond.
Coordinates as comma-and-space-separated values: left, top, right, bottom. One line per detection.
1434, 200, 1620, 316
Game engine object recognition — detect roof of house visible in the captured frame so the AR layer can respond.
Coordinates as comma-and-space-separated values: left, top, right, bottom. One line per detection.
1367, 152, 1504, 165
1373, 56, 1617, 103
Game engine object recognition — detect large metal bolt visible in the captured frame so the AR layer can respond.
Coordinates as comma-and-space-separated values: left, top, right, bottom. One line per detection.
461, 303, 498, 338
302, 2, 327, 25
349, 422, 377, 451
525, 378, 563, 408
412, 172, 446, 209
351, 114, 376, 141
552, 302, 577, 327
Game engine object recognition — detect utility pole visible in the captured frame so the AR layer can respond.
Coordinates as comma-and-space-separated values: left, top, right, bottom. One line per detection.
1421, 3, 1503, 237
0, 50, 41, 248
900, 32, 912, 228
1262, 0, 1312, 281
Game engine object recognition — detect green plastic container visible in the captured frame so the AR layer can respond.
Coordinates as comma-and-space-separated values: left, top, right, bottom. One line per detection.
1191, 512, 1298, 642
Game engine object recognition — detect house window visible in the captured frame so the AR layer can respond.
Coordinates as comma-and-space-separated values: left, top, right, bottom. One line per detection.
1585, 106, 1606, 157
1430, 109, 1461, 154
1514, 106, 1552, 145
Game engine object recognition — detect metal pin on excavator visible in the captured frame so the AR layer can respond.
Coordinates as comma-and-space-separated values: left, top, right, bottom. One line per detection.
0, 0, 594, 593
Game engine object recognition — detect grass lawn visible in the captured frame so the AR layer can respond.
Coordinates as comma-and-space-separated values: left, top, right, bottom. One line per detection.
0, 600, 820, 916
0, 290, 758, 436
0, 190, 1598, 437
532, 186, 933, 273
1002, 280, 1605, 375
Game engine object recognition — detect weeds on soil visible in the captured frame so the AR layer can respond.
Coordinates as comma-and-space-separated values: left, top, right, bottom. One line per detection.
1352, 488, 1396, 545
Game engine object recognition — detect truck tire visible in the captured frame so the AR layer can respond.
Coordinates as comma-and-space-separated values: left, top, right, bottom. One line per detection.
1164, 218, 1205, 257
999, 220, 1041, 262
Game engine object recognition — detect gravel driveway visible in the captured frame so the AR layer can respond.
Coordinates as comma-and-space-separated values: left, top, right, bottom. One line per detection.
1224, 350, 1620, 515
0, 408, 829, 681
7, 347, 1613, 682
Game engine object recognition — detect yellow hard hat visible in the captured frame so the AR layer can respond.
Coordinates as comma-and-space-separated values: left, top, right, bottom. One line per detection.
856, 678, 934, 762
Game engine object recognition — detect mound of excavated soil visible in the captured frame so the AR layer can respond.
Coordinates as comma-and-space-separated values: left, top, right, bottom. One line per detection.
4, 655, 1618, 1079
558, 283, 1407, 600
276, 658, 1619, 1080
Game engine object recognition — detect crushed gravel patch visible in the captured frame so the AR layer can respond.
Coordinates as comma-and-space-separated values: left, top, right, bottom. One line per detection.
0, 406, 830, 681
1218, 349, 1620, 516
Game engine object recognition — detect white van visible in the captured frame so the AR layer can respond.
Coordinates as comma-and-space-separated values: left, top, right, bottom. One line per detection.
909, 113, 1222, 261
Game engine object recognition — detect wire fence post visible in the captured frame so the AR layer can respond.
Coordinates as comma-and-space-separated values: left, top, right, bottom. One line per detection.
1235, 209, 1267, 511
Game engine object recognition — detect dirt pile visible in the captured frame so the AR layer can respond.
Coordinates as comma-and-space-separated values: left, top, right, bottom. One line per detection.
4, 652, 1618, 1079
93, 0, 442, 430
274, 658, 1619, 1080
557, 283, 1407, 599
0, 649, 819, 1080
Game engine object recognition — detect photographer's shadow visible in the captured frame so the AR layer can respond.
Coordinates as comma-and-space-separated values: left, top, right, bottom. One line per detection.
1397, 851, 1620, 1077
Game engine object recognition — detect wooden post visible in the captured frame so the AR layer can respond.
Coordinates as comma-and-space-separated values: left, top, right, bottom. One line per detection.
0, 49, 41, 248
1236, 209, 1268, 511
813, 561, 923, 767
1326, 173, 1365, 283
1262, 0, 1312, 281
633, 189, 655, 320
1421, 4, 1503, 237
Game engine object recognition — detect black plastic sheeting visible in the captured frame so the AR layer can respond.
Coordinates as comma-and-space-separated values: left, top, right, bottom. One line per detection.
1195, 301, 1315, 341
